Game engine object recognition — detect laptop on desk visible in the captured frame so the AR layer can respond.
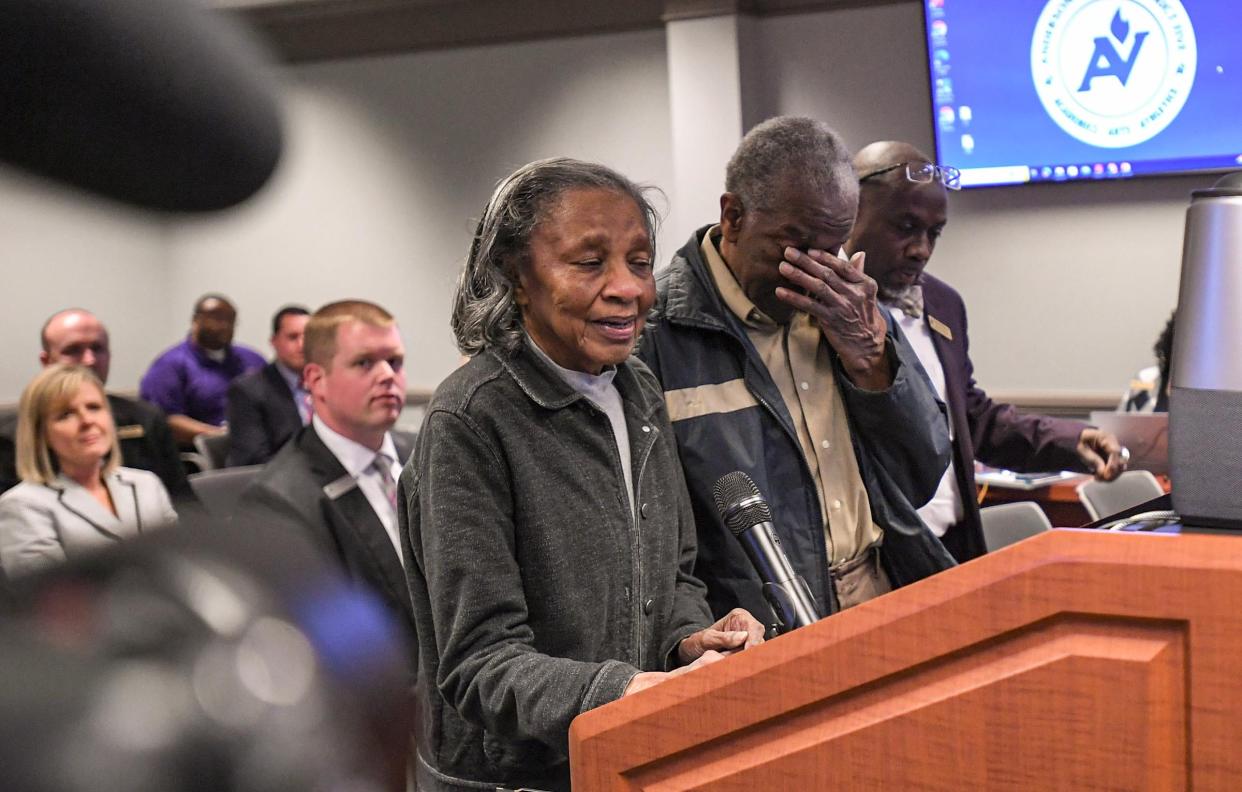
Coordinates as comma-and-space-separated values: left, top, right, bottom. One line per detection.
1088, 412, 1169, 475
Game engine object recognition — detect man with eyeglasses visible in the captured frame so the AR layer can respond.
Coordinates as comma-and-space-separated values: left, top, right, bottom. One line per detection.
638, 118, 955, 626
846, 141, 1126, 562
0, 308, 191, 501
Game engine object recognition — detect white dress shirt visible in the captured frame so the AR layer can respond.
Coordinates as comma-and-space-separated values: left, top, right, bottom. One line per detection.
882, 304, 965, 537
312, 415, 404, 563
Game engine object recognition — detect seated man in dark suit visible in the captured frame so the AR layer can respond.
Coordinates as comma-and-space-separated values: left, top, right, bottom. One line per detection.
0, 436, 17, 496
0, 309, 191, 501
242, 300, 414, 638
846, 141, 1127, 562
226, 305, 310, 466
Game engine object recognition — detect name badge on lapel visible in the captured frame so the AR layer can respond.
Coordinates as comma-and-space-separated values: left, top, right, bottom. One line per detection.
323, 475, 358, 501
928, 315, 953, 342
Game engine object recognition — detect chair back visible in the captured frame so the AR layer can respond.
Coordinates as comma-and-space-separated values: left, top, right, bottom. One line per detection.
193, 432, 230, 471
189, 465, 263, 521
1077, 470, 1166, 521
980, 501, 1053, 552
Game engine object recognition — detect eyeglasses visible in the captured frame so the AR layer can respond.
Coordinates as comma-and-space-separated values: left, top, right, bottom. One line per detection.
858, 161, 961, 191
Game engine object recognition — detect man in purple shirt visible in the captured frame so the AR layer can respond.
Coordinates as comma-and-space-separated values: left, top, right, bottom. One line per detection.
140, 294, 265, 445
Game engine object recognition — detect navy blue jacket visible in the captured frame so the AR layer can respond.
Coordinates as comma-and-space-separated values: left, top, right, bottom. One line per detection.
637, 227, 956, 623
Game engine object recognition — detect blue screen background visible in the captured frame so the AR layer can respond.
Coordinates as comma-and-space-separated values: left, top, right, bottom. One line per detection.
925, 1, 1240, 185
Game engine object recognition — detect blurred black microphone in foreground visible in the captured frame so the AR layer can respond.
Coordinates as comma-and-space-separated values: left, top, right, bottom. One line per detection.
0, 0, 282, 212
0, 511, 414, 792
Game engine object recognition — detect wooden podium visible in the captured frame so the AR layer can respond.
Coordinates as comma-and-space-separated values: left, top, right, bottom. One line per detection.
569, 529, 1242, 790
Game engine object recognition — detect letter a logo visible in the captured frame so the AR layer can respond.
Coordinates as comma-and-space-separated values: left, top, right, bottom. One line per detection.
1078, 9, 1149, 91
1031, 0, 1197, 148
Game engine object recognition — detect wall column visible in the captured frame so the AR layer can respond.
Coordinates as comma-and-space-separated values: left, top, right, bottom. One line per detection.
663, 8, 760, 244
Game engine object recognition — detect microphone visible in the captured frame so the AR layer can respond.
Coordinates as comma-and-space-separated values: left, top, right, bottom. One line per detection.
0, 0, 283, 212
713, 471, 821, 633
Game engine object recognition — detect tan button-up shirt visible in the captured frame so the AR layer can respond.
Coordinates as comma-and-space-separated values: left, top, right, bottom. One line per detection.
701, 228, 881, 565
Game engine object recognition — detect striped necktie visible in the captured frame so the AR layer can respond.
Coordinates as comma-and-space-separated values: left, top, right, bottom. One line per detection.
371, 452, 398, 511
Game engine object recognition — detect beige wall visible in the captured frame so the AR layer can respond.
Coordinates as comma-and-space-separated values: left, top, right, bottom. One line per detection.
0, 29, 674, 403
164, 29, 676, 394
0, 165, 169, 401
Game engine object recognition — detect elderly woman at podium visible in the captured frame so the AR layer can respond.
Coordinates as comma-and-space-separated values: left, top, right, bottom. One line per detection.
403, 158, 764, 792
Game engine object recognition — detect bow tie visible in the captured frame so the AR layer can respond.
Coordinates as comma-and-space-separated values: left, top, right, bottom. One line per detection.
883, 285, 924, 320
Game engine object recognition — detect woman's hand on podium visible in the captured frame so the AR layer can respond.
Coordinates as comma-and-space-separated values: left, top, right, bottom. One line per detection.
621, 609, 765, 697
623, 651, 727, 696
676, 608, 766, 664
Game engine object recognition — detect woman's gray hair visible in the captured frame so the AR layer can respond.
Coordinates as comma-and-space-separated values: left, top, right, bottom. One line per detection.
452, 157, 659, 356
726, 116, 857, 212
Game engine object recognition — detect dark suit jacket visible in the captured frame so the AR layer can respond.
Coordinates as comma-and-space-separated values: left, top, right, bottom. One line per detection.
0, 394, 189, 501
241, 425, 416, 643
0, 435, 16, 497
921, 273, 1087, 562
226, 363, 304, 467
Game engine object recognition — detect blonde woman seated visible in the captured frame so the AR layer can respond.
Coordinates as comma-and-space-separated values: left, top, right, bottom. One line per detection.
0, 365, 177, 578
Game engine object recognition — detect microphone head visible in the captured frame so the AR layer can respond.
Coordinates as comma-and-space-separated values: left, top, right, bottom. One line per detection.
712, 471, 773, 537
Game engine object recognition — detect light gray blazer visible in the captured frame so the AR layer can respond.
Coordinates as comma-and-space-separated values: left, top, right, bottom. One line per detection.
0, 467, 177, 578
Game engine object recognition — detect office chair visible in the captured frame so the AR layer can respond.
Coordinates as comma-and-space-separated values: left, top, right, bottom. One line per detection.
193, 431, 230, 471
980, 501, 1053, 552
189, 465, 263, 521
1077, 470, 1165, 521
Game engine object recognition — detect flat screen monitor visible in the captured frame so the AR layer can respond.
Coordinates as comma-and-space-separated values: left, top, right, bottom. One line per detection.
923, 0, 1241, 188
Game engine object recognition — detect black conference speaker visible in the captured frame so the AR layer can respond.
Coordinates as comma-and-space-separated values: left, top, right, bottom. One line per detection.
1170, 171, 1242, 530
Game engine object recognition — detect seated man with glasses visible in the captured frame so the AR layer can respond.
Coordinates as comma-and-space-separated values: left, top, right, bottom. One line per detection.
846, 141, 1126, 562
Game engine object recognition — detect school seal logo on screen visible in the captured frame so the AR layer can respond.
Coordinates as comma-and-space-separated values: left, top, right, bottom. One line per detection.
1031, 0, 1196, 149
